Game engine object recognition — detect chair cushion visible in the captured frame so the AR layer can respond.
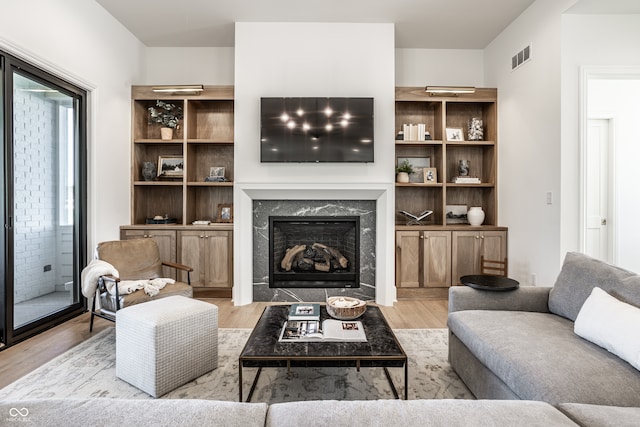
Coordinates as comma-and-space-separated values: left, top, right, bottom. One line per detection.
99, 281, 193, 315
97, 239, 163, 280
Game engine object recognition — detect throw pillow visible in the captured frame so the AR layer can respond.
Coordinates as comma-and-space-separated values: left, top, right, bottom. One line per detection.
574, 287, 640, 371
549, 252, 640, 321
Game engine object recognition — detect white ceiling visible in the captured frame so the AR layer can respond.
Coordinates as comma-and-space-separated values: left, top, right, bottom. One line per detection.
95, 0, 538, 49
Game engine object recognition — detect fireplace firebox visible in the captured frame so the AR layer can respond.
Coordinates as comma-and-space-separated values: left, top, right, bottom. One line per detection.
269, 216, 360, 288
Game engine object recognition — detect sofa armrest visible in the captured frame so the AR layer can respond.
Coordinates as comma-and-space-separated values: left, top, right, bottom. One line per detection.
448, 285, 551, 313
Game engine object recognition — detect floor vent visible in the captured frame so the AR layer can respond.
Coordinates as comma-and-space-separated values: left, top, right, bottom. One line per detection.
511, 44, 532, 71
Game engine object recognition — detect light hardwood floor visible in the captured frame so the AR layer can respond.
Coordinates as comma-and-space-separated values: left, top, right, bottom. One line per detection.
0, 298, 449, 390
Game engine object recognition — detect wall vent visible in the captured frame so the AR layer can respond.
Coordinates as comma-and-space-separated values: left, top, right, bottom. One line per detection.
511, 44, 532, 71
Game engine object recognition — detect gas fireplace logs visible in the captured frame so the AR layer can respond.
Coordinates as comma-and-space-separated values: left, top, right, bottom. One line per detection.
280, 243, 350, 273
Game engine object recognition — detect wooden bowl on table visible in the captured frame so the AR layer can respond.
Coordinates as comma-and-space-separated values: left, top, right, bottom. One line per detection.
325, 296, 366, 320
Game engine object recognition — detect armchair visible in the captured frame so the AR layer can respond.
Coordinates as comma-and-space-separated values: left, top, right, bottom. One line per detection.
89, 238, 194, 332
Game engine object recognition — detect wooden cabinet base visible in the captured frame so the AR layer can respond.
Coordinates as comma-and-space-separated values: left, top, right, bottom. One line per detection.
397, 287, 449, 300
194, 288, 232, 298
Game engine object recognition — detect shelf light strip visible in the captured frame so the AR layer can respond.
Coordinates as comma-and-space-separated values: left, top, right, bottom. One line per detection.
152, 84, 204, 95
425, 86, 476, 95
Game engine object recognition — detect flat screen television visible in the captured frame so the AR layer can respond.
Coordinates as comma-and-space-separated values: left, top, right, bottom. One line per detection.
260, 97, 374, 163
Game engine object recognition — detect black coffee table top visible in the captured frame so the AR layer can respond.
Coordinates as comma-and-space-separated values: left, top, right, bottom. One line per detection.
460, 274, 519, 291
239, 305, 406, 365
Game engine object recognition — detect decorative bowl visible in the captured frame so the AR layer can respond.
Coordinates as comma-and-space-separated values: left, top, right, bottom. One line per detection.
325, 296, 367, 320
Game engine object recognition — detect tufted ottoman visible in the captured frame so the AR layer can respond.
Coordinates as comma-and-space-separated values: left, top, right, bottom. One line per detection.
115, 295, 218, 397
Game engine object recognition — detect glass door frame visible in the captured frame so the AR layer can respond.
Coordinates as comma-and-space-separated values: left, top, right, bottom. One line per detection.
2, 51, 87, 347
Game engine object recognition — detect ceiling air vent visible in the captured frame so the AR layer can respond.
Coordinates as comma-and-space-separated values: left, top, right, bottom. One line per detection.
511, 44, 532, 71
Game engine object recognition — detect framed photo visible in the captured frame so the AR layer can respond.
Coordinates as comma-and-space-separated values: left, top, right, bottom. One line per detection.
397, 156, 431, 183
210, 166, 225, 178
446, 128, 464, 142
217, 203, 233, 223
423, 167, 437, 183
157, 156, 184, 178
446, 204, 468, 224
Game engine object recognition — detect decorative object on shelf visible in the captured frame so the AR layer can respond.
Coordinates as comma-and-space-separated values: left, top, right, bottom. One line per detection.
400, 210, 433, 225
192, 220, 211, 225
423, 167, 437, 183
217, 203, 233, 223
395, 159, 414, 183
458, 159, 470, 176
446, 127, 464, 141
141, 161, 156, 181
402, 123, 431, 141
157, 156, 184, 178
467, 206, 485, 226
147, 100, 183, 140
397, 157, 430, 183
210, 166, 225, 178
452, 176, 481, 184
468, 117, 484, 141
326, 296, 366, 320
446, 205, 468, 224
146, 215, 177, 224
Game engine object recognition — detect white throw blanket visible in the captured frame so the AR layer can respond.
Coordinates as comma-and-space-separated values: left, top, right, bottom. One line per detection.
81, 259, 176, 305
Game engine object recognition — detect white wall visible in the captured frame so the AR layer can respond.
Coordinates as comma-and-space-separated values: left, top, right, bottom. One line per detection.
144, 47, 234, 85
233, 22, 396, 305
395, 49, 484, 87
484, 0, 577, 286
561, 13, 640, 273
0, 0, 145, 253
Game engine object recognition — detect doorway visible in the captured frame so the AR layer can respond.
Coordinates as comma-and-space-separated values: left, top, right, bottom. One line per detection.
1, 51, 87, 347
581, 69, 640, 272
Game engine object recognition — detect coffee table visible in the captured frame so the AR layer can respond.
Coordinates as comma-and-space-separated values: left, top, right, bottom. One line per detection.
238, 305, 407, 402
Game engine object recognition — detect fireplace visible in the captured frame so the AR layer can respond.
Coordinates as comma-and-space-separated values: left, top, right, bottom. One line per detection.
269, 216, 360, 288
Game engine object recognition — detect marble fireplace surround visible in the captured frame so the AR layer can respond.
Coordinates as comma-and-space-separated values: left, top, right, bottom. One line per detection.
234, 183, 396, 306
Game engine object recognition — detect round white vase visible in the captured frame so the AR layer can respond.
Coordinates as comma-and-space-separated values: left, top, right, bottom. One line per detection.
467, 206, 485, 226
396, 172, 410, 183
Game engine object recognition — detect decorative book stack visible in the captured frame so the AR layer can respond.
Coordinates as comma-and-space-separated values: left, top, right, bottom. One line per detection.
401, 124, 431, 141
453, 176, 481, 184
288, 303, 321, 321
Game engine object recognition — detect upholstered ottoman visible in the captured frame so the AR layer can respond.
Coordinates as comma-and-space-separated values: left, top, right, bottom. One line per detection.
115, 295, 218, 397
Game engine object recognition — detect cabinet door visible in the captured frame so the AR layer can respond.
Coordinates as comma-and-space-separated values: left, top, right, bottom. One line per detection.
178, 231, 207, 286
451, 231, 483, 285
120, 229, 177, 279
480, 231, 508, 266
395, 231, 421, 288
423, 231, 452, 287
204, 231, 232, 288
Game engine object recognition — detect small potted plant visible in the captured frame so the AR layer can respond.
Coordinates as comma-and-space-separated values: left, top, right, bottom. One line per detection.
396, 159, 414, 183
148, 100, 183, 140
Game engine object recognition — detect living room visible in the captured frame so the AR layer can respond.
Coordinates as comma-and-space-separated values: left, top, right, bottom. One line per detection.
1, 0, 640, 425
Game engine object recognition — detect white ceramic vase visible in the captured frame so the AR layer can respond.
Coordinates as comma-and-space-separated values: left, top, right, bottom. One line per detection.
396, 172, 410, 183
160, 127, 173, 140
467, 206, 485, 226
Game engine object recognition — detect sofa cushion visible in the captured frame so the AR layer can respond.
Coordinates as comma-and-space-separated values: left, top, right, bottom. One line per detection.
448, 310, 640, 406
266, 399, 578, 427
549, 252, 640, 321
558, 403, 640, 427
0, 399, 267, 427
575, 287, 640, 370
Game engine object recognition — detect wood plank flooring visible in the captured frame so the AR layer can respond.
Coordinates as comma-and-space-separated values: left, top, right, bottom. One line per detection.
0, 298, 448, 390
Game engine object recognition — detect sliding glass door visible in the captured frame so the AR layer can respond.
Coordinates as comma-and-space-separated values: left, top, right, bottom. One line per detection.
2, 52, 86, 347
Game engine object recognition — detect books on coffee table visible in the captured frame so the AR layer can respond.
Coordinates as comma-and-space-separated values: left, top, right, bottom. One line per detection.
288, 303, 321, 321
278, 319, 367, 342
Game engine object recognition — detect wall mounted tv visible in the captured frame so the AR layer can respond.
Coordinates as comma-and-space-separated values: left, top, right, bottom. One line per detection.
260, 97, 374, 163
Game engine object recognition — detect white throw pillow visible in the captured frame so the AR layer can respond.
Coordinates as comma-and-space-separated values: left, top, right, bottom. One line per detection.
574, 287, 640, 371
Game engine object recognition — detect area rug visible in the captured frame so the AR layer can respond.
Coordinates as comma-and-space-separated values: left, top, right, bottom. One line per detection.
0, 328, 473, 403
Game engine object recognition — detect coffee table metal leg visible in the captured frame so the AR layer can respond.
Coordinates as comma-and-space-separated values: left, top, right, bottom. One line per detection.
244, 367, 262, 402
383, 367, 400, 399
383, 364, 408, 400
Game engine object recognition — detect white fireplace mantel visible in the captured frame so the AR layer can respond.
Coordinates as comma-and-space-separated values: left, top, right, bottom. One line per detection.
233, 182, 396, 306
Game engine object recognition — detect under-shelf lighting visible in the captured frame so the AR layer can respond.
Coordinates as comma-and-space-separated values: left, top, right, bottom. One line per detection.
152, 84, 204, 95
425, 86, 476, 96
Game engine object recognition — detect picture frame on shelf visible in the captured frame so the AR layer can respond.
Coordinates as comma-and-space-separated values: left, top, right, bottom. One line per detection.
423, 167, 437, 183
446, 204, 468, 224
217, 203, 233, 223
396, 156, 431, 183
446, 128, 464, 142
157, 156, 184, 178
210, 166, 225, 178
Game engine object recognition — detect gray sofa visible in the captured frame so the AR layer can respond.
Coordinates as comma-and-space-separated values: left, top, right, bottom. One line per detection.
448, 251, 640, 407
3, 397, 638, 427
